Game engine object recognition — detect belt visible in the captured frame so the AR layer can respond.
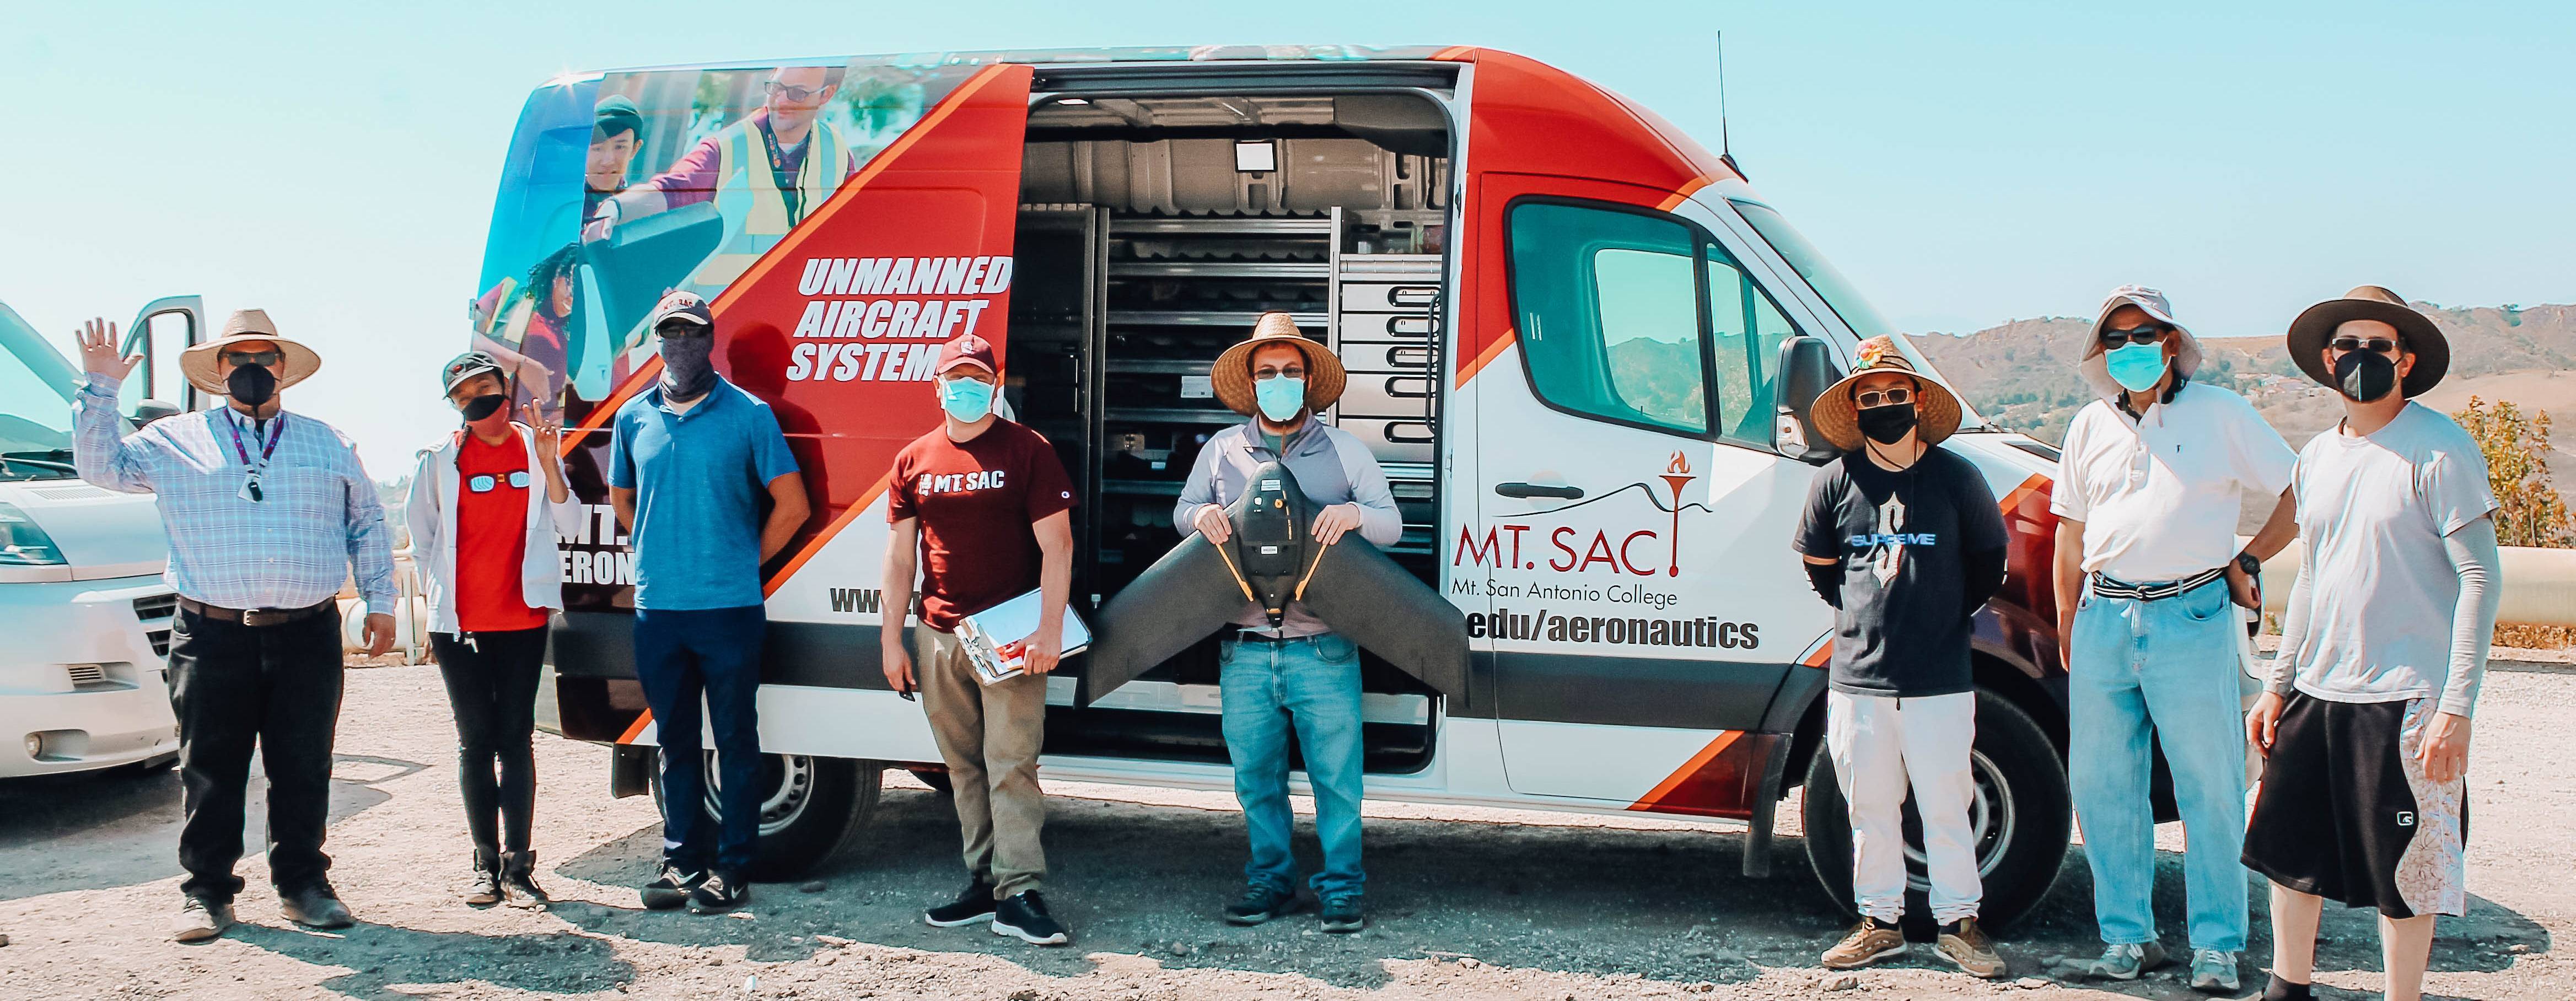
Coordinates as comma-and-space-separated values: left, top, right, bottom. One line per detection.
178, 596, 336, 627
1233, 629, 1321, 644
2089, 566, 2226, 602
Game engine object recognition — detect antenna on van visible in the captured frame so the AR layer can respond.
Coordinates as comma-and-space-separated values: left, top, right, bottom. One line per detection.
1715, 31, 1745, 179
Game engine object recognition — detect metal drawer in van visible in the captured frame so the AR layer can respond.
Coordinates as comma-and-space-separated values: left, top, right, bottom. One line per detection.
1335, 313, 1440, 341
1336, 416, 1435, 463
1340, 340, 1437, 375
1339, 373, 1434, 418
1339, 282, 1442, 312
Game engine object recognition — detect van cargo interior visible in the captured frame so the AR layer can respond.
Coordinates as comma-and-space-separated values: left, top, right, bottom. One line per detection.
1004, 92, 1452, 773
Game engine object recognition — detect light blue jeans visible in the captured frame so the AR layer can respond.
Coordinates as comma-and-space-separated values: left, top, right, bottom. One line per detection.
2069, 577, 2249, 951
1220, 631, 1366, 901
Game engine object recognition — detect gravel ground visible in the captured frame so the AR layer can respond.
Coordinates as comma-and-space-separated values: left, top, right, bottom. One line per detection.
0, 661, 2566, 1000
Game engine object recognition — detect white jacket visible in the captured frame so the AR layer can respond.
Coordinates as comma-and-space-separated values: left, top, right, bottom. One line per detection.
405, 423, 583, 635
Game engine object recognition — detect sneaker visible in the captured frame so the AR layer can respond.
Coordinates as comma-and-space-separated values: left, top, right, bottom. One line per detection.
466, 869, 503, 908
278, 883, 354, 930
1821, 916, 1906, 969
689, 870, 749, 914
924, 880, 999, 927
171, 896, 234, 943
1934, 918, 2008, 979
1318, 894, 1366, 934
499, 851, 551, 908
1222, 884, 1300, 925
641, 865, 705, 911
2189, 949, 2240, 994
991, 891, 1071, 945
2077, 940, 2169, 981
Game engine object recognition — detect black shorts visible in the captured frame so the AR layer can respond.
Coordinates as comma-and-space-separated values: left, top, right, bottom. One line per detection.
2241, 692, 2469, 918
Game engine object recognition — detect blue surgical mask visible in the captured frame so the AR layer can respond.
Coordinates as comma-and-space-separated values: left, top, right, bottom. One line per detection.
939, 375, 994, 422
2103, 342, 2169, 393
1254, 375, 1306, 422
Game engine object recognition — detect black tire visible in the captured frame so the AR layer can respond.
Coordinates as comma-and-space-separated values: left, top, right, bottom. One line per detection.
1800, 688, 2070, 934
649, 751, 881, 881
907, 768, 954, 794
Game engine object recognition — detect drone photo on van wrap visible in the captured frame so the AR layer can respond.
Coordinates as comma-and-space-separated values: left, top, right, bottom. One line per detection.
5, 4, 2574, 999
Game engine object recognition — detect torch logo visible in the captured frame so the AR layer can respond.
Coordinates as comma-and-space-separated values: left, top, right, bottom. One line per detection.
1658, 451, 1696, 577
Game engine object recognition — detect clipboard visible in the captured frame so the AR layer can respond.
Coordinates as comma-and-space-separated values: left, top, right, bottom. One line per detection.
954, 589, 1090, 686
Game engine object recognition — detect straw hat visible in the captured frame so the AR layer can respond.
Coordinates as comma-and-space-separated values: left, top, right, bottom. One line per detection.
1809, 336, 1964, 451
179, 309, 322, 396
1209, 313, 1346, 417
2285, 285, 2449, 399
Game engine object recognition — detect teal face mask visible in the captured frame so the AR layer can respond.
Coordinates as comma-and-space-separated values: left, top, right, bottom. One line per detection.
1254, 375, 1306, 422
2104, 342, 2170, 393
939, 375, 994, 422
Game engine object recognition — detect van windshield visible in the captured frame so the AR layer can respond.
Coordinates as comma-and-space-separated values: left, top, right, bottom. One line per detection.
0, 304, 83, 482
1727, 199, 1900, 341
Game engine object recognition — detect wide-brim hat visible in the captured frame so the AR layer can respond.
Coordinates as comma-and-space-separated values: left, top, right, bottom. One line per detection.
2077, 284, 2205, 400
2286, 285, 2449, 398
1211, 313, 1346, 417
179, 309, 321, 396
1810, 336, 1964, 451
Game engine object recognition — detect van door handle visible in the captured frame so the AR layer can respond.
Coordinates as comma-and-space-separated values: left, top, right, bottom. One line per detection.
1494, 482, 1584, 500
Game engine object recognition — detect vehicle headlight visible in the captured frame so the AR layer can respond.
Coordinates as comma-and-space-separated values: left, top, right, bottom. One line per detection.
0, 502, 66, 566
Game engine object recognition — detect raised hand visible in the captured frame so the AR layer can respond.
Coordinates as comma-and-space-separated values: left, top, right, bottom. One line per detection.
74, 318, 141, 381
531, 416, 563, 463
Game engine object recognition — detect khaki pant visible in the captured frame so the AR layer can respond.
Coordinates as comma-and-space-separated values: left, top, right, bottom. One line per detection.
915, 625, 1048, 897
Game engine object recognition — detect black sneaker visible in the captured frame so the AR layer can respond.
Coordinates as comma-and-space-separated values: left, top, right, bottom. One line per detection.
924, 880, 999, 927
1319, 894, 1365, 933
689, 870, 749, 914
641, 865, 705, 911
1222, 883, 1300, 925
991, 891, 1071, 945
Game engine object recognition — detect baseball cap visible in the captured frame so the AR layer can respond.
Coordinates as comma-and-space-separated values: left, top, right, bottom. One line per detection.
442, 351, 507, 394
648, 290, 714, 333
935, 334, 998, 375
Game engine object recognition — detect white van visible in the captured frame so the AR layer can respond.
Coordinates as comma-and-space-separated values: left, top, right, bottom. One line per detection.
0, 297, 203, 778
483, 46, 2105, 925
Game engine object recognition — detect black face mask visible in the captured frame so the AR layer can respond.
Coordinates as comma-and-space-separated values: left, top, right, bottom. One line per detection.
2333, 349, 2398, 403
460, 394, 508, 422
227, 364, 278, 407
1856, 402, 1918, 445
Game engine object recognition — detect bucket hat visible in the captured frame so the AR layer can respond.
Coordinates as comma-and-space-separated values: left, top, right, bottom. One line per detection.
2077, 285, 2205, 400
2285, 285, 2448, 398
1209, 312, 1346, 417
179, 309, 322, 396
1809, 336, 1964, 451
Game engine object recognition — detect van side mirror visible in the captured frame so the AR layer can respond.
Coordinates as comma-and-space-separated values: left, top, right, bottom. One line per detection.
1773, 335, 1841, 465
132, 400, 182, 426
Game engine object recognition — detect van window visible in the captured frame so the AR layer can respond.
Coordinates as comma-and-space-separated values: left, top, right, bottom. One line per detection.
1508, 202, 1708, 436
1704, 246, 1801, 448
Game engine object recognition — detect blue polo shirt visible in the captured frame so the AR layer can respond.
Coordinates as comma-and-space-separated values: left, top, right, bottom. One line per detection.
609, 379, 800, 610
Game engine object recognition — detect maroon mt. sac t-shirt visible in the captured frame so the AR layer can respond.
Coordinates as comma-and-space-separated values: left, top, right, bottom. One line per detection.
888, 419, 1076, 632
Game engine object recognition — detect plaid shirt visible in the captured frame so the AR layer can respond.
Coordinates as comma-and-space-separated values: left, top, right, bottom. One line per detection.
72, 373, 396, 613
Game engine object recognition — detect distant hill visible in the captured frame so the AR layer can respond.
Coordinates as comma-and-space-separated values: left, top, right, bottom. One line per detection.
1910, 303, 2576, 478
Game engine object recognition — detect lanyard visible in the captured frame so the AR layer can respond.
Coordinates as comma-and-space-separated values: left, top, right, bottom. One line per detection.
760, 119, 805, 224
226, 409, 286, 469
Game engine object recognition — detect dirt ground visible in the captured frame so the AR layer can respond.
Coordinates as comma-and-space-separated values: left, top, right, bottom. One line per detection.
1, 661, 2566, 1000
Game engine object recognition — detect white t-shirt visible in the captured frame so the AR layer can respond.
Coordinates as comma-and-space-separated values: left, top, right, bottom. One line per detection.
2285, 402, 2498, 704
2051, 382, 2296, 582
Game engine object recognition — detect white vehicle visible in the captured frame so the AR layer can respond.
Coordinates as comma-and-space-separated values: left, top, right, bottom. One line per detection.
0, 297, 204, 778
482, 46, 2187, 926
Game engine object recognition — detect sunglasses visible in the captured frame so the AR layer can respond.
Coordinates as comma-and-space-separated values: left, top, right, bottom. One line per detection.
1853, 386, 1914, 408
2329, 336, 2402, 356
763, 81, 830, 101
2098, 325, 2170, 347
467, 471, 533, 493
224, 350, 283, 368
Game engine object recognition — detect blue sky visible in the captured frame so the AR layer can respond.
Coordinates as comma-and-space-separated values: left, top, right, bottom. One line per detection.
6, 1, 2569, 470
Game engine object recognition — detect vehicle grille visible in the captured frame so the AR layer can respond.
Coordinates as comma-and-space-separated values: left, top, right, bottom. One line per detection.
133, 593, 178, 657
66, 664, 107, 686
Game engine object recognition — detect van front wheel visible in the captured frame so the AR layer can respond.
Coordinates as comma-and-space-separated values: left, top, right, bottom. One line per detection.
1798, 689, 2069, 933
649, 752, 881, 881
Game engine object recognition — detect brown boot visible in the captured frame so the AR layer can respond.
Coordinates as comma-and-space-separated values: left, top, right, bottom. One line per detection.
465, 848, 502, 907
1822, 916, 1906, 968
500, 850, 551, 908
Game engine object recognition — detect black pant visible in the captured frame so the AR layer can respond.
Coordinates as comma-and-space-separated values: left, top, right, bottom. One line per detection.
429, 628, 546, 857
168, 606, 345, 901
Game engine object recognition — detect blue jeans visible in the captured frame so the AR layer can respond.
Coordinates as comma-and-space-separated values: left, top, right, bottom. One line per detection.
633, 604, 766, 874
1220, 631, 1366, 901
2069, 577, 2249, 951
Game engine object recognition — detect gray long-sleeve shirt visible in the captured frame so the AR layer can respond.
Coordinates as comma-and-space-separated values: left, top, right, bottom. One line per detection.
1175, 417, 1401, 638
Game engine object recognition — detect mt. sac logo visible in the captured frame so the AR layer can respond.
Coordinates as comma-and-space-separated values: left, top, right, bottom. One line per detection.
1450, 451, 1708, 578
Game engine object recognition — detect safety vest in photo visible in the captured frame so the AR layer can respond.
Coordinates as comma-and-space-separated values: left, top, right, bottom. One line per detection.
685, 115, 856, 296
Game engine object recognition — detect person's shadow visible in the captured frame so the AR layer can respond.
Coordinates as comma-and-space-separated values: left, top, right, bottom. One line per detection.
725, 323, 832, 576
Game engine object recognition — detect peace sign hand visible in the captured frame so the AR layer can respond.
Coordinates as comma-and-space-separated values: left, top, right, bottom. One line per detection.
531, 416, 564, 462
74, 319, 141, 381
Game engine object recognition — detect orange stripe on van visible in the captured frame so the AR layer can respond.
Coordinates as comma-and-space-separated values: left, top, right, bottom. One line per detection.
1996, 473, 2047, 515
1655, 175, 1715, 211
1453, 325, 1518, 388
761, 471, 895, 598
1430, 45, 1479, 62
562, 356, 664, 451
1627, 730, 1741, 812
616, 710, 654, 745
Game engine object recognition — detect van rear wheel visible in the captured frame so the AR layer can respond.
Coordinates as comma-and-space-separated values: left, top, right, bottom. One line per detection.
1799, 689, 2069, 933
649, 751, 880, 881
